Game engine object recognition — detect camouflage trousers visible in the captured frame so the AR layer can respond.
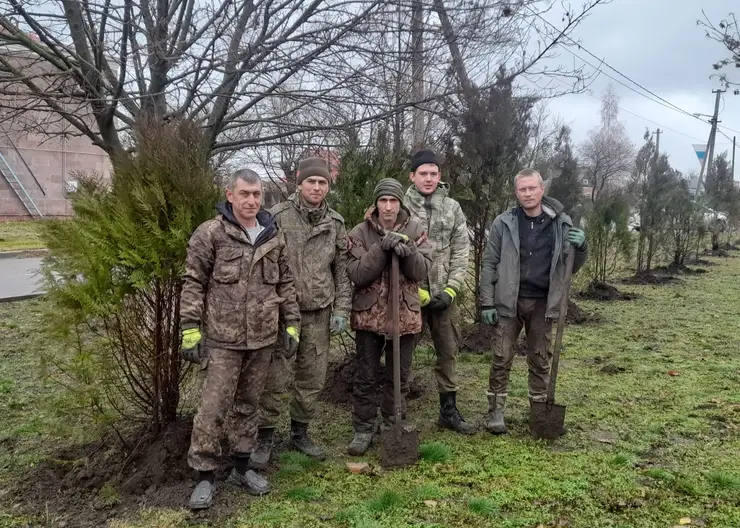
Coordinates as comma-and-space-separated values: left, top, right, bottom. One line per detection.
188, 345, 272, 472
488, 297, 553, 402
259, 306, 332, 427
420, 303, 461, 393
352, 330, 416, 433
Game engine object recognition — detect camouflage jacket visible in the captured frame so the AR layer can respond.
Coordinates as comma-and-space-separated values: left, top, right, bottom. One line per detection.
180, 202, 301, 351
404, 182, 470, 296
269, 194, 351, 317
347, 206, 433, 336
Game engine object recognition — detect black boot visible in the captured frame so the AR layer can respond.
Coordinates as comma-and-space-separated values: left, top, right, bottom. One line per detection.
290, 419, 326, 460
438, 392, 477, 435
249, 428, 274, 470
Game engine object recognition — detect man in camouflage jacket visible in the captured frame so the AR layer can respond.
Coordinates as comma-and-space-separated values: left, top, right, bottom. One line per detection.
250, 157, 351, 468
345, 178, 433, 456
179, 169, 301, 510
404, 150, 476, 434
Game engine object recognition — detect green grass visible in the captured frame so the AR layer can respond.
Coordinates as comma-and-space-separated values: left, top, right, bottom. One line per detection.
0, 220, 46, 251
3, 256, 740, 527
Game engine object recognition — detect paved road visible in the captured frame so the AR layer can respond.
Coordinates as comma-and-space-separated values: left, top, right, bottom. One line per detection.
0, 257, 44, 301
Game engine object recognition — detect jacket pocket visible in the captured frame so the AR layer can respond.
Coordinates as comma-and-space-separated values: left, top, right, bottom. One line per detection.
352, 290, 378, 311
204, 299, 244, 344
262, 252, 280, 285
253, 296, 282, 341
213, 247, 242, 284
402, 289, 421, 312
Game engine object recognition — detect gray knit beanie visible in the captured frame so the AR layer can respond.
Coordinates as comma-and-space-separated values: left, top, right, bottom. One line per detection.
373, 178, 405, 205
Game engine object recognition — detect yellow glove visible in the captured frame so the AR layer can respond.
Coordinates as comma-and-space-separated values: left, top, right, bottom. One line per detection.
181, 328, 202, 350
284, 326, 300, 358
419, 288, 431, 307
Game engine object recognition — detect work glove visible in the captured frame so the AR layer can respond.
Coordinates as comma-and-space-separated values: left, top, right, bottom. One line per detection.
566, 228, 586, 249
428, 287, 456, 312
380, 231, 408, 251
330, 315, 348, 335
181, 328, 203, 364
418, 288, 431, 308
481, 308, 498, 325
393, 240, 417, 258
283, 326, 300, 358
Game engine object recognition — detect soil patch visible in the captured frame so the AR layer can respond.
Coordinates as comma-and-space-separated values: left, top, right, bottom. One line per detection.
565, 300, 601, 325
578, 281, 638, 301
320, 355, 429, 406
5, 419, 242, 527
621, 272, 681, 286
459, 323, 529, 355
719, 243, 740, 251
684, 258, 716, 267
655, 264, 706, 275
702, 248, 732, 258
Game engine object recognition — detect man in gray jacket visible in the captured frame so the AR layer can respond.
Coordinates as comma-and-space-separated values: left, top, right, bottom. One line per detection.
479, 168, 587, 435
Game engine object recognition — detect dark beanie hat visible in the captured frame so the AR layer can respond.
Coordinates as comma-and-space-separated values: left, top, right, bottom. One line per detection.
373, 178, 405, 205
410, 149, 440, 172
296, 157, 331, 185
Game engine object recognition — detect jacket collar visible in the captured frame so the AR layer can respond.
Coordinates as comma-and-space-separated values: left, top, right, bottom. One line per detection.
216, 201, 277, 246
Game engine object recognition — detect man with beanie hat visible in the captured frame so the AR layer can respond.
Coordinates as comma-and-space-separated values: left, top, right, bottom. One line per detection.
344, 178, 433, 456
404, 150, 476, 435
250, 156, 351, 467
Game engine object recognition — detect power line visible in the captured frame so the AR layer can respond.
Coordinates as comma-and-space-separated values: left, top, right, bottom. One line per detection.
524, 5, 711, 125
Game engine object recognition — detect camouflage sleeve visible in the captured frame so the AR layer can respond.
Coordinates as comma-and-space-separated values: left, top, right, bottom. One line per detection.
346, 226, 388, 289
400, 231, 432, 283
479, 216, 503, 307
446, 201, 470, 293
331, 219, 352, 319
277, 236, 301, 332
180, 222, 215, 329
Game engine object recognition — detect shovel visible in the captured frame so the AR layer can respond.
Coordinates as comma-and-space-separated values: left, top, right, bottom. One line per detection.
380, 252, 419, 468
530, 209, 582, 440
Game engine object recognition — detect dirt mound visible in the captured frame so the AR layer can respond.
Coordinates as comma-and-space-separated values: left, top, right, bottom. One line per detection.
460, 323, 529, 354
6, 419, 241, 527
719, 242, 740, 251
621, 272, 681, 286
702, 248, 732, 258
578, 281, 638, 301
320, 355, 428, 406
566, 300, 600, 324
684, 258, 716, 267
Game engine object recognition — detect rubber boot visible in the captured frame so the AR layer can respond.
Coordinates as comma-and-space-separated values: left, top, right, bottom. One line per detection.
437, 392, 477, 434
291, 419, 326, 460
485, 393, 507, 434
249, 428, 274, 470
347, 432, 373, 456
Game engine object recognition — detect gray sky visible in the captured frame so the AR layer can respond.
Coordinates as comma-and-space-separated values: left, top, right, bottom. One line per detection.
543, 0, 738, 178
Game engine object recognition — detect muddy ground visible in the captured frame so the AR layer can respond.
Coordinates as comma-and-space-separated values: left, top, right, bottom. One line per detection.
578, 281, 639, 301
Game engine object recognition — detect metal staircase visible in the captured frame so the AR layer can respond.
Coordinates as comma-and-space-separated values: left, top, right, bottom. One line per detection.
0, 123, 44, 218
0, 151, 43, 217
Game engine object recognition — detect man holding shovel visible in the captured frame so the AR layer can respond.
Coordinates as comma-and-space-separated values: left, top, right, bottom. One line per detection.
345, 178, 433, 456
479, 169, 587, 435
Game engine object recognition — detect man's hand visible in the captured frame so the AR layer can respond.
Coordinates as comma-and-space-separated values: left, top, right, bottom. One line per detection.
283, 326, 300, 358
330, 315, 348, 335
393, 240, 416, 258
181, 328, 202, 364
428, 287, 456, 311
418, 288, 431, 308
380, 231, 408, 251
567, 228, 586, 249
481, 308, 498, 325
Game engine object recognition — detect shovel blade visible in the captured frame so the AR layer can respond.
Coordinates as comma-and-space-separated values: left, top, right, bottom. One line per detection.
380, 424, 419, 468
529, 401, 567, 440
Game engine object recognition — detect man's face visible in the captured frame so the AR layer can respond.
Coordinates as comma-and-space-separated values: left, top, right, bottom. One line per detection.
514, 175, 544, 211
299, 176, 329, 206
409, 163, 441, 195
377, 196, 401, 228
226, 178, 262, 224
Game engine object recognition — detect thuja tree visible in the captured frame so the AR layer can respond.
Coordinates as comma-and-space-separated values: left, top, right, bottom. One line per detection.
584, 192, 633, 284
40, 119, 221, 435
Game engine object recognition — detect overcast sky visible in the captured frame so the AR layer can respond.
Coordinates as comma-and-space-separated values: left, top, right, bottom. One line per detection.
541, 0, 738, 178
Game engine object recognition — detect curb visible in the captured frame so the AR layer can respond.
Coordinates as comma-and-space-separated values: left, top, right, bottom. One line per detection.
0, 293, 45, 303
0, 249, 49, 259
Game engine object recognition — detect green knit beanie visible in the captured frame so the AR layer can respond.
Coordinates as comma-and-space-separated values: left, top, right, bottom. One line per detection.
373, 178, 404, 205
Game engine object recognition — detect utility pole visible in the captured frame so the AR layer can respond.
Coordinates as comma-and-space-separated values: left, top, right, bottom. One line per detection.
654, 128, 661, 162
732, 136, 736, 182
695, 89, 725, 198
410, 0, 424, 150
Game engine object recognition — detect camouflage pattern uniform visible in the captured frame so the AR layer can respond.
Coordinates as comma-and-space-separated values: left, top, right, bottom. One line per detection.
259, 193, 351, 427
181, 202, 300, 472
346, 206, 432, 432
404, 182, 469, 393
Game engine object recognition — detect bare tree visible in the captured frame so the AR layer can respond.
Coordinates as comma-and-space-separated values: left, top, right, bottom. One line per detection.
579, 85, 634, 201
698, 11, 740, 94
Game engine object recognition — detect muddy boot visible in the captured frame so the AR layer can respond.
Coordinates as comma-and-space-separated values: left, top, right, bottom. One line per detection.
230, 454, 270, 495
438, 392, 477, 435
189, 471, 215, 510
485, 393, 507, 434
291, 419, 326, 460
249, 428, 275, 470
347, 432, 373, 456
